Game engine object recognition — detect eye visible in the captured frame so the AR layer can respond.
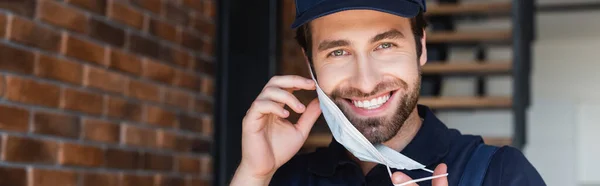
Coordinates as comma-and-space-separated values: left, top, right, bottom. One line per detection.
376, 43, 396, 50
329, 49, 348, 57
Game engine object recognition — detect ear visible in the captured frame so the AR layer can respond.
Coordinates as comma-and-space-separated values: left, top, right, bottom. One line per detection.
419, 31, 428, 67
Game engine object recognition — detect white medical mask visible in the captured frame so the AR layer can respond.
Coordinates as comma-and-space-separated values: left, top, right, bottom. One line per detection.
307, 64, 448, 185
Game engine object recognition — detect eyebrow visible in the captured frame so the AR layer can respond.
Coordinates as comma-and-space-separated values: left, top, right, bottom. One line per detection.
370, 29, 405, 43
317, 40, 350, 52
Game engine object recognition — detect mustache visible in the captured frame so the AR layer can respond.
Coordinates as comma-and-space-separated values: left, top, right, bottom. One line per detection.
330, 79, 408, 99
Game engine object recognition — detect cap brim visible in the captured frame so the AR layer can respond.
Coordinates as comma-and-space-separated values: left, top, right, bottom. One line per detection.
291, 0, 421, 29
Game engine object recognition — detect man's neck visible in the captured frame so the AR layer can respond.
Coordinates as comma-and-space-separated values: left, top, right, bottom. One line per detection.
350, 107, 423, 175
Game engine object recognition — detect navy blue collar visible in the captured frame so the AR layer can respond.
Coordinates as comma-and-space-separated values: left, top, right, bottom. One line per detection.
307, 105, 451, 176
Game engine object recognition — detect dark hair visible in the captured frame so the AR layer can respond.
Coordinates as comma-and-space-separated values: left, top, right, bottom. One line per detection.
295, 11, 428, 63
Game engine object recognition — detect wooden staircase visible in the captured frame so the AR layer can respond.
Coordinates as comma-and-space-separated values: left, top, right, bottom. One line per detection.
301, 1, 534, 151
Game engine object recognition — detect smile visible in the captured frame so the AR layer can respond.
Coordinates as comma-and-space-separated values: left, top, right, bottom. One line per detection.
351, 94, 391, 110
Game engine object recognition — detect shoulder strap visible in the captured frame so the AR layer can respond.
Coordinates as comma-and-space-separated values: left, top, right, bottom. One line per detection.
458, 143, 499, 186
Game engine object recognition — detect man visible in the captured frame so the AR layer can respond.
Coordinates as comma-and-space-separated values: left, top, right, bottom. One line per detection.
230, 0, 546, 185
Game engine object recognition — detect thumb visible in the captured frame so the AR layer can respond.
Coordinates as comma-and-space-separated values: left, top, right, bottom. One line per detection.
391, 171, 418, 186
295, 98, 321, 138
432, 163, 449, 186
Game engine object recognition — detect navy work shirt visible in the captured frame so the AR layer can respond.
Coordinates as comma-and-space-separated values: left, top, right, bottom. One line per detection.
270, 105, 546, 186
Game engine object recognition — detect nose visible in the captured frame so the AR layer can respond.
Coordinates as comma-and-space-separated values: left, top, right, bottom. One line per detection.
348, 55, 383, 94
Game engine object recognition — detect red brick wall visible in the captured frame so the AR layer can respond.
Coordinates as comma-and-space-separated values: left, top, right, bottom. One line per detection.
0, 0, 216, 185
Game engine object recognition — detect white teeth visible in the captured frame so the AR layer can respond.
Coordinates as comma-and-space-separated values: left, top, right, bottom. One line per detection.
369, 99, 377, 106
363, 100, 371, 107
352, 94, 391, 110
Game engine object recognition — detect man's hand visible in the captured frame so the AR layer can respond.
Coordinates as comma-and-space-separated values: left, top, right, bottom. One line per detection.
230, 75, 322, 186
392, 163, 449, 186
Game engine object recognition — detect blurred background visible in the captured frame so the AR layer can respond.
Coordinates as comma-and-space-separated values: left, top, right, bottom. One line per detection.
0, 0, 598, 186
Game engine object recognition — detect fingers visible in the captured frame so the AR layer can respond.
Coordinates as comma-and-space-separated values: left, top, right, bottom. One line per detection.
392, 164, 448, 186
432, 163, 448, 186
245, 100, 290, 122
392, 171, 418, 186
257, 87, 305, 113
295, 98, 321, 138
265, 75, 315, 91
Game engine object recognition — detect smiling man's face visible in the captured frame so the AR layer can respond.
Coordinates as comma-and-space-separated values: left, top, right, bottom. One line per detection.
309, 10, 427, 144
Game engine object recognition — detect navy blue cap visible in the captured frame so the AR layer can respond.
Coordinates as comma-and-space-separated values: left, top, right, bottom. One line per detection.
291, 0, 427, 29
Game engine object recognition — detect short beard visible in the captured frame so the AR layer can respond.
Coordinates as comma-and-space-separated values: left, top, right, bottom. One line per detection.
332, 77, 421, 144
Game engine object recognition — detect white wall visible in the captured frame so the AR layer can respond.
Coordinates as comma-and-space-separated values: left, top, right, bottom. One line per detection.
428, 1, 600, 185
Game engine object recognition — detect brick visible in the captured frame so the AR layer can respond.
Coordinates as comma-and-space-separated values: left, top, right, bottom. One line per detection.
36, 54, 83, 85
176, 156, 200, 174
165, 89, 191, 109
192, 17, 215, 38
143, 59, 175, 84
84, 66, 126, 94
181, 31, 203, 51
150, 18, 178, 43
9, 16, 61, 51
186, 178, 210, 186
105, 148, 144, 170
82, 172, 119, 186
38, 0, 88, 33
65, 35, 106, 65
156, 175, 184, 186
2, 135, 58, 163
202, 117, 213, 137
59, 143, 104, 167
122, 124, 156, 148
157, 130, 177, 150
174, 71, 200, 91
127, 80, 160, 102
203, 39, 213, 54
0, 105, 29, 132
89, 18, 125, 47
201, 77, 215, 96
178, 114, 202, 133
128, 34, 159, 59
170, 47, 191, 68
203, 0, 215, 18
192, 138, 211, 154
0, 0, 36, 17
108, 0, 144, 29
0, 44, 35, 74
30, 168, 77, 186
143, 152, 173, 171
0, 75, 3, 97
82, 118, 119, 143
130, 0, 162, 14
158, 45, 174, 65
195, 58, 215, 76
62, 88, 104, 115
33, 112, 80, 139
0, 166, 27, 186
194, 98, 213, 114
182, 0, 202, 12
109, 49, 142, 75
200, 156, 212, 175
0, 14, 6, 39
145, 105, 177, 127
164, 3, 188, 25
121, 174, 155, 186
204, 22, 216, 38
66, 0, 106, 15
5, 76, 60, 107
176, 135, 192, 152
106, 96, 143, 122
